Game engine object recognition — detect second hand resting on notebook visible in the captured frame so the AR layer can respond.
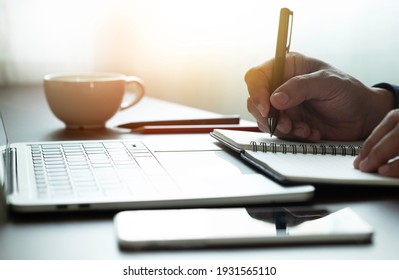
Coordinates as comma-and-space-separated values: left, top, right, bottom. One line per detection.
245, 52, 399, 177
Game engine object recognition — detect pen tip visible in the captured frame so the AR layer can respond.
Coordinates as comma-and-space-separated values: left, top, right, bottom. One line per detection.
267, 117, 277, 137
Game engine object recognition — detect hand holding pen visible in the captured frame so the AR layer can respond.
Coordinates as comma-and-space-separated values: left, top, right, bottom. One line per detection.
245, 14, 393, 142
245, 8, 399, 178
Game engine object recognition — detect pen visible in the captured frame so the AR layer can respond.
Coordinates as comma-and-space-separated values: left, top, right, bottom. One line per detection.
268, 8, 293, 136
117, 115, 240, 129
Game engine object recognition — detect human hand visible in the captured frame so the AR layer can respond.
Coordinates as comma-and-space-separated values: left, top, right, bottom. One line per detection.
354, 109, 399, 177
245, 52, 394, 141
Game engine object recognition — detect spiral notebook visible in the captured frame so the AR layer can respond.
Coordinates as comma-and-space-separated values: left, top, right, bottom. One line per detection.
211, 129, 399, 186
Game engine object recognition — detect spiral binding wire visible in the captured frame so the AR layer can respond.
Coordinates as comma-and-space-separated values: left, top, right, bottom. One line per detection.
250, 141, 361, 156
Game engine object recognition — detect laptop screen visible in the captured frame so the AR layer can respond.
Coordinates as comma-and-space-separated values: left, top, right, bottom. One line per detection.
0, 111, 8, 188
0, 112, 9, 219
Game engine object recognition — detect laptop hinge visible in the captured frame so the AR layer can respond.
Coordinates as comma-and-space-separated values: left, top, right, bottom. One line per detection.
5, 148, 17, 195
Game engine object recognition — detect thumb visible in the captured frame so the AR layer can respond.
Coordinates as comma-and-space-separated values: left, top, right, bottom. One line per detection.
270, 70, 331, 110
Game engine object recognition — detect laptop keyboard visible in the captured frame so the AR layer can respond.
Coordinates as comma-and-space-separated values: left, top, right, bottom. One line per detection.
30, 141, 178, 199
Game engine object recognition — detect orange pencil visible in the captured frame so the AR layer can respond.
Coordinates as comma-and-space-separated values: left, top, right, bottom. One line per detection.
132, 125, 260, 134
117, 115, 240, 129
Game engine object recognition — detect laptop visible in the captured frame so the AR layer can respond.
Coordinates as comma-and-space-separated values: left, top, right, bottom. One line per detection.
0, 112, 314, 213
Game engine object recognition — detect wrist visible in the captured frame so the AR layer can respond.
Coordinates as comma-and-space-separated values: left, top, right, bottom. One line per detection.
373, 83, 399, 108
364, 86, 395, 137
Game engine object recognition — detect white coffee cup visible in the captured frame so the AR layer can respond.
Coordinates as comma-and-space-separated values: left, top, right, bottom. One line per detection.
43, 73, 145, 129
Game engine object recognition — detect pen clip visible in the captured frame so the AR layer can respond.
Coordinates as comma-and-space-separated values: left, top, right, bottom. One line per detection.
286, 11, 294, 52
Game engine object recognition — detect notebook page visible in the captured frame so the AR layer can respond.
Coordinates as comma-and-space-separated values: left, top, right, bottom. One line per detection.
246, 151, 399, 186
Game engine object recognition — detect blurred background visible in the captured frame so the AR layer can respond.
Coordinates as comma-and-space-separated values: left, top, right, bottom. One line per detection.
1, 0, 398, 120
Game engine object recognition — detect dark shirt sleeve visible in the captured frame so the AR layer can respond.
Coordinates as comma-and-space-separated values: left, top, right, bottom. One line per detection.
373, 83, 399, 108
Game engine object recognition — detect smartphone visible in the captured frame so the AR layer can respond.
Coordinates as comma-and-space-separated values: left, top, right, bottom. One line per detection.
114, 207, 373, 250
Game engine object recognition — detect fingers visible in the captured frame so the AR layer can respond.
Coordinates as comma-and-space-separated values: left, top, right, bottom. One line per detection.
245, 60, 273, 118
275, 117, 321, 142
245, 53, 316, 137
247, 97, 267, 132
245, 52, 326, 142
377, 159, 399, 178
354, 110, 399, 177
244, 52, 313, 118
247, 76, 323, 141
248, 101, 321, 142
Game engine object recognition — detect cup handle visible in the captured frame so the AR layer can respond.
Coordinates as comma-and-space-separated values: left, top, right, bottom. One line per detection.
120, 76, 145, 110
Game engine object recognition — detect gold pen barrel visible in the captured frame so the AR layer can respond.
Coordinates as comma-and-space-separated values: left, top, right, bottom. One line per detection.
268, 8, 293, 136
272, 8, 292, 91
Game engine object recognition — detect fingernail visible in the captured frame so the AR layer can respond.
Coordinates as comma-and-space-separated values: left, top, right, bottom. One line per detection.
379, 164, 390, 175
276, 119, 289, 134
273, 92, 289, 105
353, 156, 361, 168
359, 158, 369, 170
256, 104, 267, 117
293, 127, 305, 138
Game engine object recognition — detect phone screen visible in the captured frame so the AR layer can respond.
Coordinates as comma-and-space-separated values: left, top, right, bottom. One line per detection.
114, 207, 373, 249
